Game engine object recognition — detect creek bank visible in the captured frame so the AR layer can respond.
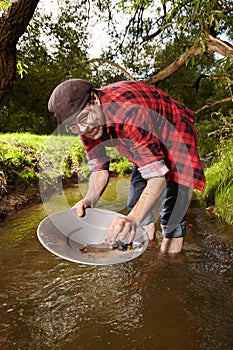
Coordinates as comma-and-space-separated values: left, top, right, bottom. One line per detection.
0, 183, 34, 222
0, 186, 41, 221
0, 176, 79, 222
0, 172, 123, 221
187, 200, 233, 275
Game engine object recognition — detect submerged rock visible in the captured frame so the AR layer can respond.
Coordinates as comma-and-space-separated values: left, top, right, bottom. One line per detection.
80, 240, 142, 254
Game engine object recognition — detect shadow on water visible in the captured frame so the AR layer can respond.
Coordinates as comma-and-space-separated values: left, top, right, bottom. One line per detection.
0, 178, 232, 350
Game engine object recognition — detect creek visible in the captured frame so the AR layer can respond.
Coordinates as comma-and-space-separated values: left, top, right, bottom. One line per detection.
0, 176, 232, 350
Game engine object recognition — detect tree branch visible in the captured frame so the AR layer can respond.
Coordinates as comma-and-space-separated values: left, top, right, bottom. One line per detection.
145, 34, 233, 85
170, 75, 233, 91
146, 46, 203, 85
88, 35, 233, 114
206, 76, 233, 85
141, 27, 163, 42
195, 97, 233, 114
205, 34, 233, 57
88, 58, 135, 80
141, 4, 167, 43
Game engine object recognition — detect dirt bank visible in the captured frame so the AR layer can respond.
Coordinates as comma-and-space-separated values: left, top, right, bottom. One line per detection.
0, 176, 81, 222
0, 186, 42, 222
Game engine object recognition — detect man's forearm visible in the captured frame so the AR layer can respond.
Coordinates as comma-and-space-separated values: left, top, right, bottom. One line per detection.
127, 176, 166, 226
84, 170, 109, 207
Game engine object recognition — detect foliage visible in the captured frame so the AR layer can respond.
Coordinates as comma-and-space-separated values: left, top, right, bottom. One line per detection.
1, 0, 232, 134
1, 1, 92, 134
203, 138, 233, 224
0, 0, 12, 12
0, 133, 81, 192
215, 181, 233, 225
116, 0, 232, 44
196, 109, 233, 157
151, 34, 215, 106
0, 133, 133, 195
107, 0, 232, 57
99, 0, 232, 115
161, 0, 231, 43
16, 60, 29, 78
109, 158, 132, 175
0, 133, 45, 190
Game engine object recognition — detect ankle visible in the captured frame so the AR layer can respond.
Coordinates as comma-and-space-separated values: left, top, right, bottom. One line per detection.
160, 237, 184, 254
143, 222, 155, 240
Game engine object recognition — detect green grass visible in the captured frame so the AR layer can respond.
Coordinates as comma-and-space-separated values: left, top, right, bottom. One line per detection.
0, 133, 88, 194
202, 138, 233, 224
0, 133, 132, 195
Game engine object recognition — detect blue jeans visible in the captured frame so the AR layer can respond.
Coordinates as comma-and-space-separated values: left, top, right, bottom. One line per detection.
127, 165, 190, 238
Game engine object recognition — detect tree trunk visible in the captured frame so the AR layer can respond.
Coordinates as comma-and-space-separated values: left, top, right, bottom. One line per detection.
0, 0, 40, 103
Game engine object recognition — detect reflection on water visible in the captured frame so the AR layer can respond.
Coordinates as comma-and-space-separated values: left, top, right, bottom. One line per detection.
0, 178, 232, 350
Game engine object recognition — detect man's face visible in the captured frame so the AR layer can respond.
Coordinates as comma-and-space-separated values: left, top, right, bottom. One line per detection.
65, 103, 104, 140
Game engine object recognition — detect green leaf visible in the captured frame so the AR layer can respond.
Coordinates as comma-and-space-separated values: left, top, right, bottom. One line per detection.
16, 61, 29, 78
0, 0, 11, 11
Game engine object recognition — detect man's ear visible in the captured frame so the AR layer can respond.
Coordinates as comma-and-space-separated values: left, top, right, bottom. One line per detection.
91, 92, 100, 105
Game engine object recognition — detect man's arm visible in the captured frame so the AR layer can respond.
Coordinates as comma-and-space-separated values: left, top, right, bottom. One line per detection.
73, 170, 109, 216
107, 176, 166, 242
127, 176, 166, 225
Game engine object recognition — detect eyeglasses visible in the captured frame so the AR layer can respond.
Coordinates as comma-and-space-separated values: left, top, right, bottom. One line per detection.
65, 122, 93, 135
65, 105, 93, 135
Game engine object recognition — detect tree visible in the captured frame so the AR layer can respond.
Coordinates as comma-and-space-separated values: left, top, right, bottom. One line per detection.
0, 0, 233, 133
2, 1, 92, 133
91, 0, 233, 113
0, 0, 40, 103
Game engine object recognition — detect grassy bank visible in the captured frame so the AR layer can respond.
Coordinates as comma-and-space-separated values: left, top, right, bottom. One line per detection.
201, 138, 233, 225
0, 133, 132, 196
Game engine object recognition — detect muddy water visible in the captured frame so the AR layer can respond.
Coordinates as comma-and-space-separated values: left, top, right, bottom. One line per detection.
0, 178, 232, 350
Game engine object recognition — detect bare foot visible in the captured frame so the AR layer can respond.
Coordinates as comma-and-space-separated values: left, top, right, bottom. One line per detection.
143, 222, 155, 240
160, 237, 184, 254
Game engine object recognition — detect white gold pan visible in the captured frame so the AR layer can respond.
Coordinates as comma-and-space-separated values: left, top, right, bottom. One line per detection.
37, 208, 149, 265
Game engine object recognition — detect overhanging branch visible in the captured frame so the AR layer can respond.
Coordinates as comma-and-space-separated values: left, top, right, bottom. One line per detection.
88, 58, 135, 80
146, 34, 233, 85
205, 34, 233, 57
146, 46, 203, 85
87, 35, 233, 114
195, 97, 233, 114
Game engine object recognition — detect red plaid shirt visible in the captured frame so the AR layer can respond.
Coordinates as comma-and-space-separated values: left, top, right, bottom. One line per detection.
81, 81, 205, 191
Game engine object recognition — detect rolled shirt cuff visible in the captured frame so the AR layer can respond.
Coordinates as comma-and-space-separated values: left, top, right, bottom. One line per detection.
138, 160, 169, 179
88, 157, 110, 171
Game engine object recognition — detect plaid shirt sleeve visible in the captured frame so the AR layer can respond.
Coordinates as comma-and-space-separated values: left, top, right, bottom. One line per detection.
80, 136, 110, 171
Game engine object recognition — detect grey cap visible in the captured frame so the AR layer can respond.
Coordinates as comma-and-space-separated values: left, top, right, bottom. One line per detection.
48, 79, 93, 123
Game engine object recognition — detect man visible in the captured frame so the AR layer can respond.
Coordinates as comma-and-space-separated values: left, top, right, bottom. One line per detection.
48, 78, 205, 254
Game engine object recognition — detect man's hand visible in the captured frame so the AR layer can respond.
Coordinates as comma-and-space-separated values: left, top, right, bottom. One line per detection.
73, 170, 109, 217
106, 176, 166, 243
72, 199, 91, 217
107, 216, 136, 243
